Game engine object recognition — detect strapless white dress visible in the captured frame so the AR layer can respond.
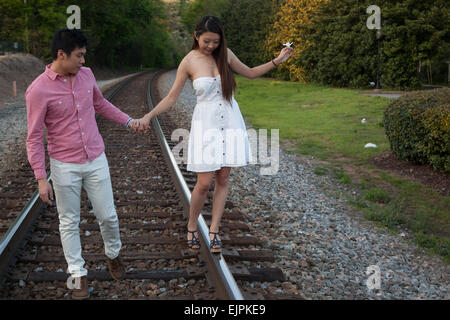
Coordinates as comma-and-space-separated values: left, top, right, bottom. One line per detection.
187, 75, 252, 172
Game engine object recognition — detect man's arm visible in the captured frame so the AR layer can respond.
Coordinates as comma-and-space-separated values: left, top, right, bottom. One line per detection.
26, 87, 48, 180
26, 87, 54, 205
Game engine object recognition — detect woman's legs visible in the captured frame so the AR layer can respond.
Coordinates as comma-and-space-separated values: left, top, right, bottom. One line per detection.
187, 167, 231, 249
210, 167, 231, 233
209, 167, 231, 250
187, 171, 214, 246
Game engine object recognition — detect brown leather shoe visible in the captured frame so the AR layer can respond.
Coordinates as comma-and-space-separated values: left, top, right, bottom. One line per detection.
107, 255, 124, 280
71, 276, 89, 300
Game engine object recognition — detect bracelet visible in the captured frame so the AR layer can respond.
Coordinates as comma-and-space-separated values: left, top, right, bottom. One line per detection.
272, 59, 278, 67
126, 118, 134, 128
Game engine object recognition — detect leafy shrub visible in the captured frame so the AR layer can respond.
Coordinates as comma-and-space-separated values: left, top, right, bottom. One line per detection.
383, 88, 450, 172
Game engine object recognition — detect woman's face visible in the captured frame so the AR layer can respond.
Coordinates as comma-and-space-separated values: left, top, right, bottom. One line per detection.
195, 31, 220, 55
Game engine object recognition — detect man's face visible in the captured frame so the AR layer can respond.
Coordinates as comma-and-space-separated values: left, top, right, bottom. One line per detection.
58, 46, 86, 74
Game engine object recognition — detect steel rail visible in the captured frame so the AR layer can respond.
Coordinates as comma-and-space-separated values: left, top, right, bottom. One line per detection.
146, 69, 244, 300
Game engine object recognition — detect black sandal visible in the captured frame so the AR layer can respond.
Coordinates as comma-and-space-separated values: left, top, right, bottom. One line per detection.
209, 231, 222, 254
187, 229, 201, 252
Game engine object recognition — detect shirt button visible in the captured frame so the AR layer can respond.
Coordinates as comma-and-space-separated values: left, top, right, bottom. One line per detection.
72, 91, 75, 94
63, 79, 67, 82
221, 128, 224, 131
58, 101, 62, 104
88, 90, 91, 93
217, 91, 220, 93
79, 118, 82, 121
77, 104, 80, 108
84, 146, 87, 149
82, 132, 85, 135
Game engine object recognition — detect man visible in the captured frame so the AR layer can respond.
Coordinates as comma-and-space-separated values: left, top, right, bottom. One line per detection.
26, 28, 138, 299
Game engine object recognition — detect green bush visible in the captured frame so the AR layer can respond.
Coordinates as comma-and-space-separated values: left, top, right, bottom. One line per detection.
383, 88, 450, 172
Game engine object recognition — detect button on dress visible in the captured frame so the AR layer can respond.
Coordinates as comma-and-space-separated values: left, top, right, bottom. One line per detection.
187, 75, 252, 172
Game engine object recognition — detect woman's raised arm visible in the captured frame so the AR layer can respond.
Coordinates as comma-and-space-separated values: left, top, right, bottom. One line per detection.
228, 47, 294, 79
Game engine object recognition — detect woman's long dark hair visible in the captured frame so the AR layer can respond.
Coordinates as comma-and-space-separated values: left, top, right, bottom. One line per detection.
192, 15, 236, 103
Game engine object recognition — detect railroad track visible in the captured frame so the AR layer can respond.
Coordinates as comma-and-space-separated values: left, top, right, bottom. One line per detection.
0, 69, 298, 300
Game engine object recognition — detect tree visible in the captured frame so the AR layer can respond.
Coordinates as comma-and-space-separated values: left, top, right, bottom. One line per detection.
0, 0, 66, 59
1, 0, 176, 69
300, 0, 449, 89
265, 0, 329, 82
180, 0, 228, 33
221, 0, 280, 70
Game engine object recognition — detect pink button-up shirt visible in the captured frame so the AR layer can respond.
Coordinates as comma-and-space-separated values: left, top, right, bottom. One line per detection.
26, 64, 131, 180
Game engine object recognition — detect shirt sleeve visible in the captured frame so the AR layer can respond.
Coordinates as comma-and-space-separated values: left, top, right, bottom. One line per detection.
89, 69, 131, 126
25, 85, 48, 180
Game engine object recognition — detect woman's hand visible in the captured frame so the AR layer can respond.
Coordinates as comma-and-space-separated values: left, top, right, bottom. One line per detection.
275, 46, 294, 65
128, 119, 140, 132
137, 116, 150, 134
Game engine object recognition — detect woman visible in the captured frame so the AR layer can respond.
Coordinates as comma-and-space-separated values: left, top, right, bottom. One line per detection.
137, 15, 293, 254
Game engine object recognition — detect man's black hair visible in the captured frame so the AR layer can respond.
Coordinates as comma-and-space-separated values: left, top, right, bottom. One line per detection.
51, 28, 87, 60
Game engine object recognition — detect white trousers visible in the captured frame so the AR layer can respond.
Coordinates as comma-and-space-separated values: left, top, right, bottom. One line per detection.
50, 152, 121, 277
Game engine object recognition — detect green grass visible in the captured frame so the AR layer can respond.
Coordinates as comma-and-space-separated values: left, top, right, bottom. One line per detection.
360, 183, 450, 263
365, 188, 391, 204
314, 167, 328, 176
235, 76, 390, 161
235, 75, 450, 264
354, 173, 450, 263
332, 168, 352, 184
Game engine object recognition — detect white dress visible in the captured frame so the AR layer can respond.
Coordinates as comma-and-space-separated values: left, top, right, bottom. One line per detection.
187, 75, 252, 172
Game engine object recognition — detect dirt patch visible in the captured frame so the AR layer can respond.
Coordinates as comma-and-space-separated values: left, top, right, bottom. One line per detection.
281, 139, 298, 153
0, 53, 137, 109
323, 152, 449, 198
0, 53, 45, 107
0, 53, 137, 108
280, 139, 449, 197
368, 151, 450, 197
358, 90, 410, 94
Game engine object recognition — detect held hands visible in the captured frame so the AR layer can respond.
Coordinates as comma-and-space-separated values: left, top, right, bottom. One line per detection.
129, 119, 140, 132
137, 117, 150, 133
129, 116, 150, 134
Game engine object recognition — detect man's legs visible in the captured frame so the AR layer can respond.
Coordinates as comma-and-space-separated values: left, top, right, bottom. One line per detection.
82, 153, 121, 261
50, 158, 86, 278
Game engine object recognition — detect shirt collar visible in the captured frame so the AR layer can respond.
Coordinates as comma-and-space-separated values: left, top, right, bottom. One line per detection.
45, 63, 64, 81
